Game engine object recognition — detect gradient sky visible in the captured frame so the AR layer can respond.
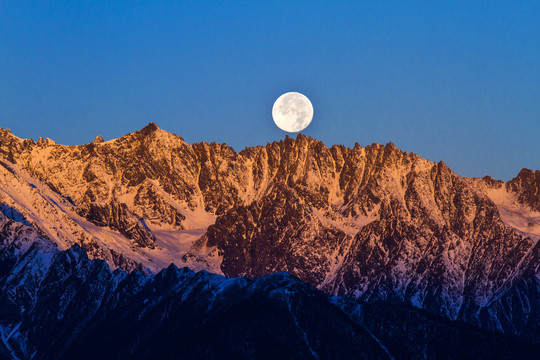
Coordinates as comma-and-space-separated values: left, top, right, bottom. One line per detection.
1, 1, 539, 180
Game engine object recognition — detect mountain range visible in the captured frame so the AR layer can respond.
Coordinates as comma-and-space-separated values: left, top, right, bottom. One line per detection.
0, 123, 538, 358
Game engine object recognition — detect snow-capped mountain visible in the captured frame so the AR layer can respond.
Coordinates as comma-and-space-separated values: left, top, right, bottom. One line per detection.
0, 123, 538, 345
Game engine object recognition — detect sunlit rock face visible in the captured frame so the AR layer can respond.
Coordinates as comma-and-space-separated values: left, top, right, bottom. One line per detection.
0, 123, 538, 343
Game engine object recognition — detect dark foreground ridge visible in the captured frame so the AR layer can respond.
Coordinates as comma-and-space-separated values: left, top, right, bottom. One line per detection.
0, 240, 538, 359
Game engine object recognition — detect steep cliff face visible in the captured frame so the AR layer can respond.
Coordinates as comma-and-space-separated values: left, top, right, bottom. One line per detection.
507, 169, 540, 212
0, 124, 538, 342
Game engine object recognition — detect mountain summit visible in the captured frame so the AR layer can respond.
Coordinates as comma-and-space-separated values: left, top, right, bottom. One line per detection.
0, 124, 538, 346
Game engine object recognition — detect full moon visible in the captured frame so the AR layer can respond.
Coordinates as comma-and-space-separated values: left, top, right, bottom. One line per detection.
272, 92, 313, 133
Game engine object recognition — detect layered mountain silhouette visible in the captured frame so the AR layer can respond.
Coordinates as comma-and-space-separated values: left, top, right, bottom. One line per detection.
0, 123, 538, 358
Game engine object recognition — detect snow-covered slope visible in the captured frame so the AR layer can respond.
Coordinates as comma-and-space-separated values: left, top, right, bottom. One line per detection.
469, 174, 540, 242
0, 155, 220, 274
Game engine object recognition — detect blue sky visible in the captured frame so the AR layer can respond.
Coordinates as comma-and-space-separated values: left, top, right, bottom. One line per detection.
1, 1, 539, 180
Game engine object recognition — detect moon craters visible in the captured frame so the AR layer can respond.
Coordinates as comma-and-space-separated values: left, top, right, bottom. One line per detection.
272, 92, 313, 133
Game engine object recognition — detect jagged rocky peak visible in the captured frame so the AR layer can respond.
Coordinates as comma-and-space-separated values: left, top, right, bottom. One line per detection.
0, 127, 13, 137
92, 135, 104, 144
506, 168, 540, 211
141, 121, 159, 133
128, 121, 187, 144
276, 132, 326, 153
37, 137, 56, 146
507, 168, 538, 189
0, 127, 35, 162
0, 127, 22, 143
480, 175, 505, 189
